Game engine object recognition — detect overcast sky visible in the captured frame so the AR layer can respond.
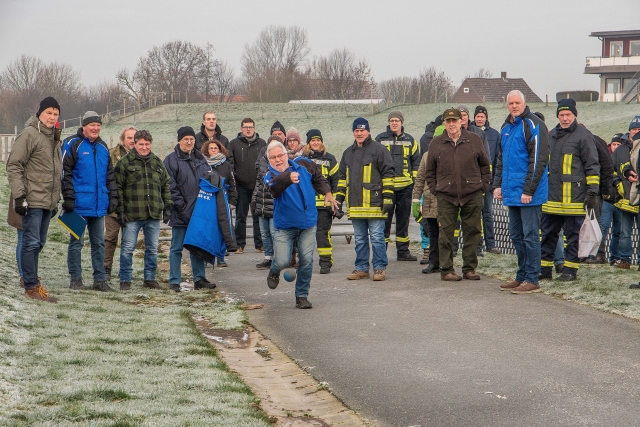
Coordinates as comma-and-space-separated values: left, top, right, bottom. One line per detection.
1, 0, 637, 100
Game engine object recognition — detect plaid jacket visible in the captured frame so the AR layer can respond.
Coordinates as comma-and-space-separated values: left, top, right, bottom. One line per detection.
114, 150, 172, 220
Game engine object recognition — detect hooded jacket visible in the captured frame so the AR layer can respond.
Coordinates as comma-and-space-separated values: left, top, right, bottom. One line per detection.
375, 126, 420, 189
195, 123, 229, 150
228, 133, 266, 188
7, 117, 62, 210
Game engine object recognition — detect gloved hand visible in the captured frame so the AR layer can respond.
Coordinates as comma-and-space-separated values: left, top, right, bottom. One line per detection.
15, 197, 27, 216
412, 200, 421, 219
585, 192, 598, 213
117, 212, 128, 228
62, 198, 75, 214
334, 202, 345, 219
107, 198, 118, 214
163, 208, 171, 224
382, 198, 394, 217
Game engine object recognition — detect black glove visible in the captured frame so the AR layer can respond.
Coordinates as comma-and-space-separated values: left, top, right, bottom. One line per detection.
382, 198, 394, 217
107, 198, 118, 214
163, 208, 171, 224
15, 197, 27, 216
334, 202, 345, 219
62, 199, 75, 214
117, 212, 128, 228
585, 192, 598, 212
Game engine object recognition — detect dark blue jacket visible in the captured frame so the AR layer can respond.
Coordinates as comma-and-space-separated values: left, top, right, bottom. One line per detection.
163, 145, 213, 227
472, 120, 501, 182
62, 129, 116, 217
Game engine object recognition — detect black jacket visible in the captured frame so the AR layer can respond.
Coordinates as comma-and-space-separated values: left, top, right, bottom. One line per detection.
307, 148, 339, 209
251, 146, 274, 218
195, 123, 229, 150
228, 133, 266, 188
209, 159, 237, 207
375, 127, 421, 189
420, 115, 443, 156
591, 133, 613, 199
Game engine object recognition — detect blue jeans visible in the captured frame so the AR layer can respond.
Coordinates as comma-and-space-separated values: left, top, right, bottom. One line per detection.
271, 226, 316, 297
16, 229, 24, 277
482, 190, 496, 249
120, 219, 160, 282
508, 205, 542, 284
21, 209, 53, 290
169, 226, 206, 285
351, 218, 388, 271
259, 216, 275, 258
601, 201, 621, 262
618, 209, 638, 263
68, 216, 106, 282
555, 229, 565, 265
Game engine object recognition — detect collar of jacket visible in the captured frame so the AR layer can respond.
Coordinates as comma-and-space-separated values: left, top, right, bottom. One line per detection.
554, 119, 578, 137
175, 144, 205, 161
267, 158, 298, 176
442, 128, 470, 144
471, 120, 492, 130
31, 117, 54, 136
385, 125, 404, 138
236, 132, 259, 145
200, 123, 222, 140
504, 106, 532, 126
351, 135, 373, 149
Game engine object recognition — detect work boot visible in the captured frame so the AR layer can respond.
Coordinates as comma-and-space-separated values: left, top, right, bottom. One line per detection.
320, 266, 331, 274
613, 260, 631, 269
93, 280, 114, 292
463, 271, 481, 280
555, 273, 576, 282
104, 265, 112, 281
421, 263, 439, 274
267, 271, 280, 289
500, 280, 522, 291
487, 248, 502, 254
69, 277, 86, 290
25, 285, 58, 303
295, 296, 313, 309
397, 253, 417, 261
119, 281, 131, 291
420, 248, 430, 264
143, 280, 163, 290
347, 270, 369, 280
441, 272, 462, 281
256, 259, 272, 269
194, 278, 216, 290
373, 268, 386, 281
169, 283, 181, 292
539, 267, 553, 280
511, 282, 541, 294
555, 263, 564, 274
217, 259, 228, 268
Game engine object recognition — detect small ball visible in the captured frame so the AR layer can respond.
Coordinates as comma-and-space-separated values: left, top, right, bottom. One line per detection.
283, 270, 297, 282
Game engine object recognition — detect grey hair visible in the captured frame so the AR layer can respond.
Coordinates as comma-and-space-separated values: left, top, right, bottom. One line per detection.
506, 90, 525, 103
266, 140, 287, 157
119, 125, 138, 142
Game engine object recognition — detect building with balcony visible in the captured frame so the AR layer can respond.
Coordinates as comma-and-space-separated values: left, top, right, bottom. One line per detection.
585, 27, 640, 102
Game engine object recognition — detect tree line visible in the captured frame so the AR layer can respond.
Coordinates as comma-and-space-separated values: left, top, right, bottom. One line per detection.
0, 25, 458, 134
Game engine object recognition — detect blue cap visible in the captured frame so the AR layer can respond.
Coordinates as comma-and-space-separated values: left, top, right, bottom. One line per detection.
629, 116, 640, 131
352, 117, 370, 132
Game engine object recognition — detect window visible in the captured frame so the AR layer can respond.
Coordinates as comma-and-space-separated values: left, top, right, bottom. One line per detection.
631, 41, 640, 56
610, 41, 623, 57
463, 87, 469, 93
606, 78, 621, 93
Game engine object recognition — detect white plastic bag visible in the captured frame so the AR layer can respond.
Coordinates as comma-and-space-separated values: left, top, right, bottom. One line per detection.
578, 209, 603, 258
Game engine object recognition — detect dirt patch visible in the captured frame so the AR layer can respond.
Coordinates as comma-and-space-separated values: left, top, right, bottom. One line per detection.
194, 317, 370, 427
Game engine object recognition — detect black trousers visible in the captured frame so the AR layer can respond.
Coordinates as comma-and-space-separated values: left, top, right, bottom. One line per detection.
316, 208, 333, 268
235, 185, 262, 249
385, 185, 413, 255
540, 213, 584, 275
422, 217, 439, 266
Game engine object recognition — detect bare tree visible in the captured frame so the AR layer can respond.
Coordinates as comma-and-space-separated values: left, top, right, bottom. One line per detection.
198, 42, 220, 103
308, 48, 373, 99
378, 67, 455, 104
474, 68, 493, 78
210, 60, 237, 102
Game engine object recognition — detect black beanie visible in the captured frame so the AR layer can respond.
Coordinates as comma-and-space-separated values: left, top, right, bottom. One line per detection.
557, 99, 577, 117
177, 126, 196, 141
306, 129, 323, 143
474, 105, 488, 118
271, 121, 286, 135
36, 96, 60, 117
611, 133, 624, 144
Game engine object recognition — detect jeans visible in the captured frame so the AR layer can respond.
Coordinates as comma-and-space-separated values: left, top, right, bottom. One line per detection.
120, 219, 160, 282
554, 230, 565, 265
271, 226, 316, 297
21, 208, 52, 290
481, 190, 496, 250
351, 218, 387, 271
169, 226, 206, 285
259, 216, 274, 258
599, 201, 621, 262
618, 209, 638, 263
508, 205, 542, 284
235, 185, 262, 249
16, 229, 24, 277
68, 216, 106, 282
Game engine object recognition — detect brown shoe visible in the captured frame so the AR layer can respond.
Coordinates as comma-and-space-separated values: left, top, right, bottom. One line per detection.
347, 270, 369, 280
500, 280, 521, 291
25, 285, 58, 303
441, 272, 462, 281
463, 271, 481, 280
613, 260, 631, 269
236, 246, 244, 254
511, 281, 541, 294
373, 268, 386, 281
555, 263, 564, 274
143, 280, 163, 289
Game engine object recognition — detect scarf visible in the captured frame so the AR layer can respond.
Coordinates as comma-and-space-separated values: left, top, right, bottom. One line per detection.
206, 153, 226, 167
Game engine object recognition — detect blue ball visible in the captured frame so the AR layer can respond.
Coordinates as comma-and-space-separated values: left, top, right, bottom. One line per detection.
283, 270, 296, 282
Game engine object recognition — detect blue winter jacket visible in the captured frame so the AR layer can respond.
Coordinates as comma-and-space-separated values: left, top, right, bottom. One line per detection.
62, 129, 116, 217
265, 158, 331, 230
493, 107, 549, 207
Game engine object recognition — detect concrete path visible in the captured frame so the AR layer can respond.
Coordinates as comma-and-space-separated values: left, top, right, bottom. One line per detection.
209, 225, 640, 427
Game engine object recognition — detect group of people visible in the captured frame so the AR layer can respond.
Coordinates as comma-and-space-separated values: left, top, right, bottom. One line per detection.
6, 93, 640, 307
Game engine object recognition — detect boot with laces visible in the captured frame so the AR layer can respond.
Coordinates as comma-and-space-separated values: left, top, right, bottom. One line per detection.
25, 285, 58, 303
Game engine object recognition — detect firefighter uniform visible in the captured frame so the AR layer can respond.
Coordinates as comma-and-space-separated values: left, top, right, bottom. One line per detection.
375, 126, 420, 258
307, 148, 339, 271
540, 120, 600, 277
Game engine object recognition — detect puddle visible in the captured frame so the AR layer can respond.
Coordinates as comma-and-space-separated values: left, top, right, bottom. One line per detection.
193, 317, 250, 349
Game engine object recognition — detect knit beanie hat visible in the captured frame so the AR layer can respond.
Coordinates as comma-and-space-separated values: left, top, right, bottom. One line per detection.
474, 105, 488, 118
285, 127, 301, 144
36, 96, 60, 117
557, 99, 577, 117
455, 104, 470, 116
177, 126, 196, 141
306, 129, 323, 143
388, 110, 404, 123
82, 111, 101, 126
611, 133, 624, 144
629, 116, 640, 131
271, 121, 286, 135
352, 117, 370, 132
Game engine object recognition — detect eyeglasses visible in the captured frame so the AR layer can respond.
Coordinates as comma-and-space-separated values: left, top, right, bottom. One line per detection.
389, 119, 402, 123
287, 139, 298, 142
242, 126, 255, 129
268, 152, 287, 161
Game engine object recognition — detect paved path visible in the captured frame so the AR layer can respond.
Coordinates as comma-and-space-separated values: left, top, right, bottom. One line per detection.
209, 225, 640, 427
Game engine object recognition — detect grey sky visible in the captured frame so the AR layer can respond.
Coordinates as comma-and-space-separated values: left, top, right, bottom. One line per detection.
1, 0, 637, 100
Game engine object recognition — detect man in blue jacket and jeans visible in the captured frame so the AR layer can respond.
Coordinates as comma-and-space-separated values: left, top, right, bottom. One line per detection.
264, 140, 337, 309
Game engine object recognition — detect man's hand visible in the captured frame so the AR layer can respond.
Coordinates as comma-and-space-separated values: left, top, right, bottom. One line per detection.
15, 197, 27, 216
412, 199, 421, 219
585, 192, 599, 212
117, 212, 128, 228
290, 172, 300, 184
493, 188, 502, 201
250, 200, 256, 214
62, 199, 75, 214
521, 194, 532, 204
107, 198, 118, 214
324, 193, 338, 214
629, 171, 638, 183
163, 208, 171, 224
382, 198, 394, 217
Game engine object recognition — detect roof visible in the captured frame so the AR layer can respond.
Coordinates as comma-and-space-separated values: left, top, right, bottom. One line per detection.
452, 77, 542, 104
589, 27, 640, 38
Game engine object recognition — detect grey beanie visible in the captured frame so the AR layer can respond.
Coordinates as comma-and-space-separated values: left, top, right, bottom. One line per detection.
388, 110, 404, 123
82, 111, 101, 126
455, 105, 470, 116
